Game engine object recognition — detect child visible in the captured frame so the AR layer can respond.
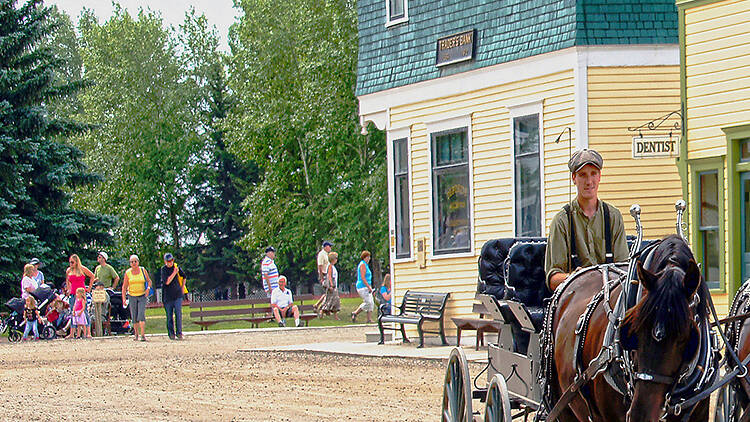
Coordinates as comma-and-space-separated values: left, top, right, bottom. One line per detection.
72, 287, 89, 339
22, 296, 41, 340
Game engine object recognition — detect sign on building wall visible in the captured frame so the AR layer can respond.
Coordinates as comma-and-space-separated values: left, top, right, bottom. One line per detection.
436, 30, 475, 67
632, 135, 680, 159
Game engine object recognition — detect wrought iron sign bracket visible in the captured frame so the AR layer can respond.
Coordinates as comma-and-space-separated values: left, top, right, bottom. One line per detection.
627, 110, 682, 138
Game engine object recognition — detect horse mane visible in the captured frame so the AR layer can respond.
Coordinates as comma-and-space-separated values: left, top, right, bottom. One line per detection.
624, 235, 709, 337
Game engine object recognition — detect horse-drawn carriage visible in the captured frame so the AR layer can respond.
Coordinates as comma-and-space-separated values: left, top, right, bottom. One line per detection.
442, 201, 750, 422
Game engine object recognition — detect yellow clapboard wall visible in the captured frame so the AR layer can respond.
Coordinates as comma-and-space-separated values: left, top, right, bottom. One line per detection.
587, 66, 683, 238
390, 70, 575, 337
684, 0, 750, 159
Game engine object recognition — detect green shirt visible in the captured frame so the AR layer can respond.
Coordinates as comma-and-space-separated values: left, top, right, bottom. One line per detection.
95, 263, 119, 288
544, 199, 629, 288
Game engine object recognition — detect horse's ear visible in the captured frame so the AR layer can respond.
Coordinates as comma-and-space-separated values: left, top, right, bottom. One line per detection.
684, 259, 701, 297
637, 261, 658, 292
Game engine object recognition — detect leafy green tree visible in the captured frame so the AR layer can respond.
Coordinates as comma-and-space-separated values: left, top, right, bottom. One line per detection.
178, 10, 259, 294
74, 6, 199, 270
227, 0, 388, 292
0, 0, 115, 299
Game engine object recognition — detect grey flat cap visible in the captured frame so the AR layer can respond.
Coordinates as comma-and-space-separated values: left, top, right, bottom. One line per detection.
568, 149, 603, 173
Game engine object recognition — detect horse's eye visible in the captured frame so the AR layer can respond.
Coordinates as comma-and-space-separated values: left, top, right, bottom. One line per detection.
652, 323, 666, 342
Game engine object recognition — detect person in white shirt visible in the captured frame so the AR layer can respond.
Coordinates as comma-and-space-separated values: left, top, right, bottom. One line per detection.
270, 276, 300, 327
261, 246, 279, 298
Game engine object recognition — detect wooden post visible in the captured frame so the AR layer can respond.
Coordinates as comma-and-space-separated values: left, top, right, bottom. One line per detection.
91, 289, 107, 337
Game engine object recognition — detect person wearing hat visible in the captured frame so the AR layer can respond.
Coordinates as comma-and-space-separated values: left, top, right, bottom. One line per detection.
261, 246, 279, 298
314, 241, 333, 313
90, 281, 111, 335
160, 253, 187, 340
544, 149, 629, 291
29, 258, 44, 286
94, 252, 120, 290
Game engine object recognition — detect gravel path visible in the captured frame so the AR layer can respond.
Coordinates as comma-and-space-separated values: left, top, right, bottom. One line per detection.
0, 327, 483, 421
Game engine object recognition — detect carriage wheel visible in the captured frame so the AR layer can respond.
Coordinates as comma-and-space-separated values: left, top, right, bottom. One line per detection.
8, 329, 21, 343
484, 374, 512, 422
715, 384, 739, 422
42, 325, 56, 340
442, 347, 473, 422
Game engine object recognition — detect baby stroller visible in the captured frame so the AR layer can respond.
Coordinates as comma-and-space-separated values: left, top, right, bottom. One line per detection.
106, 289, 132, 335
45, 296, 72, 338
1, 295, 55, 342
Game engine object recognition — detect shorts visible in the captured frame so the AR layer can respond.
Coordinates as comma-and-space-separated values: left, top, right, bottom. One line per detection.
278, 307, 295, 318
129, 294, 147, 322
357, 287, 374, 312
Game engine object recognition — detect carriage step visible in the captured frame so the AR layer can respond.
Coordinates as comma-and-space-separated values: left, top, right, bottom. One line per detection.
472, 388, 487, 401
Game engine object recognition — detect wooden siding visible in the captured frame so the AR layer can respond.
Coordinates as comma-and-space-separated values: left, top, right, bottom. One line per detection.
684, 0, 750, 159
587, 66, 683, 238
391, 70, 575, 336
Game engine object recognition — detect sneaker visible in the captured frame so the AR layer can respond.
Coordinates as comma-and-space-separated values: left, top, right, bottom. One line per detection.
296, 320, 302, 328
169, 335, 176, 340
177, 334, 184, 340
278, 321, 285, 327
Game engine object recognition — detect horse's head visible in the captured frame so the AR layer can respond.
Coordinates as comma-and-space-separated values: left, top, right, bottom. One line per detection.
622, 235, 707, 422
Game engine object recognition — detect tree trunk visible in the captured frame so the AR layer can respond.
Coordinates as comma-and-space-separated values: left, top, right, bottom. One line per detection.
371, 255, 383, 289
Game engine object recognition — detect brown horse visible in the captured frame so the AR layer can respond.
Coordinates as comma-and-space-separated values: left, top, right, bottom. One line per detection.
550, 235, 710, 422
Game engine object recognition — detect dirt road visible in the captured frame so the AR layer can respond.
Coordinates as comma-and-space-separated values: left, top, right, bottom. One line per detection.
0, 327, 479, 421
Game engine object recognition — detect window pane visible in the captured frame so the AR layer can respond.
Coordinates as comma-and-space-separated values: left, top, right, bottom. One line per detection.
515, 155, 541, 236
394, 138, 408, 174
514, 115, 539, 156
395, 175, 410, 258
514, 114, 541, 237
389, 0, 404, 20
434, 168, 470, 252
703, 229, 720, 286
699, 172, 718, 227
434, 131, 467, 166
741, 138, 750, 162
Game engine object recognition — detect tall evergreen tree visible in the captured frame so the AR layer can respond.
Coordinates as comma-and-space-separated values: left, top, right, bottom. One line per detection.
0, 0, 115, 299
179, 11, 258, 295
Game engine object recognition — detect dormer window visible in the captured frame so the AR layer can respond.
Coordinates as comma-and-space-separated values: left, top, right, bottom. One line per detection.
386, 0, 408, 27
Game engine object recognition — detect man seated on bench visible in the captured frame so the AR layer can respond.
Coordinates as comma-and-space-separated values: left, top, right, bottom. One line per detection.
271, 276, 301, 327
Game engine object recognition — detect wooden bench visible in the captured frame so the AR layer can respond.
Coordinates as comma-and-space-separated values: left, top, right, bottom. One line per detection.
451, 302, 503, 350
189, 295, 318, 330
378, 290, 450, 348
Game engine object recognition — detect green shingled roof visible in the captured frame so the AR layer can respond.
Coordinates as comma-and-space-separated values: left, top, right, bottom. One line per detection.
356, 0, 678, 96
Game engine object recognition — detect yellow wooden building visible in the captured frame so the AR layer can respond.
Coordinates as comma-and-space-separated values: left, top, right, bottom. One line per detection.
678, 0, 750, 308
356, 0, 685, 342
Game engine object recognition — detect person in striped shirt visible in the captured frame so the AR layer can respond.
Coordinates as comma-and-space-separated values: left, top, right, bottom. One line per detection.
261, 246, 279, 298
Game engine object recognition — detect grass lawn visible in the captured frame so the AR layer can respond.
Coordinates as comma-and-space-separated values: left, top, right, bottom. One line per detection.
142, 297, 372, 334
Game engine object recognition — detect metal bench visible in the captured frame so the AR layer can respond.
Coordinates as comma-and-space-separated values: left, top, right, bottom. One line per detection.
378, 290, 450, 348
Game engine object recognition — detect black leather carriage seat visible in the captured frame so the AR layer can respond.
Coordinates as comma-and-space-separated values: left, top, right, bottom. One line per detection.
477, 237, 549, 331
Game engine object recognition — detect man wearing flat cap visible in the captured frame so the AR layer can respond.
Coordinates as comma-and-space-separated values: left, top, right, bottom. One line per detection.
544, 149, 629, 291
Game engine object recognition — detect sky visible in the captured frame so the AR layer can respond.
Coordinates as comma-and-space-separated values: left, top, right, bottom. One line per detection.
48, 0, 241, 51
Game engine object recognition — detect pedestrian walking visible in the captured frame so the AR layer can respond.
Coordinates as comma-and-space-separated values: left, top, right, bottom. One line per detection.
261, 246, 279, 299
351, 250, 374, 323
121, 254, 153, 342
64, 254, 94, 339
320, 252, 341, 318
161, 253, 186, 340
314, 241, 333, 313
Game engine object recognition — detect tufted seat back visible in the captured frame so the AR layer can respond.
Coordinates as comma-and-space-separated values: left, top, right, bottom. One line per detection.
478, 237, 549, 305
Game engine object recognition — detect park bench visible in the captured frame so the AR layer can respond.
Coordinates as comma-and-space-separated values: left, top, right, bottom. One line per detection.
189, 295, 318, 330
451, 300, 503, 350
378, 290, 450, 348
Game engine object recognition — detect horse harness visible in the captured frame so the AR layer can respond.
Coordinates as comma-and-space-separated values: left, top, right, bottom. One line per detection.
542, 245, 719, 422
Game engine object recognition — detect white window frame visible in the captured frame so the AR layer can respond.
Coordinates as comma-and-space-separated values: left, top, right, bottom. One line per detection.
508, 101, 545, 237
385, 0, 408, 28
387, 127, 413, 263
426, 115, 474, 259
